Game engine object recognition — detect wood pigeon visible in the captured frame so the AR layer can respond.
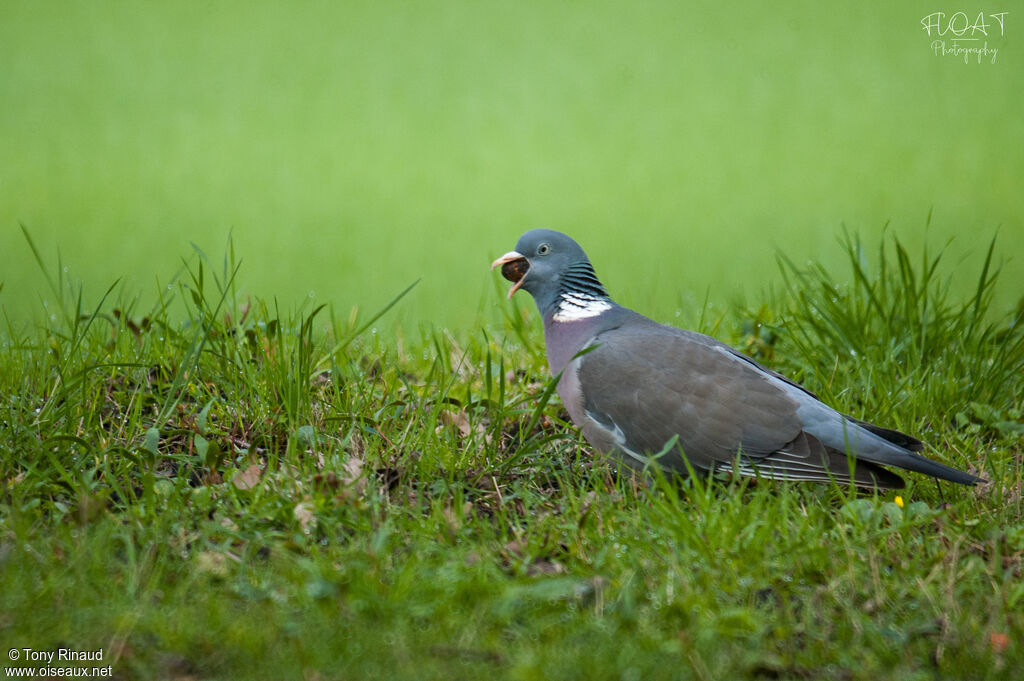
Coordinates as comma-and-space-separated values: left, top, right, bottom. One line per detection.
492, 229, 983, 489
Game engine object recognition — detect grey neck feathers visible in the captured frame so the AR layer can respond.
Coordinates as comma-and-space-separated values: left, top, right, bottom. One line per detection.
559, 261, 609, 300
540, 261, 613, 323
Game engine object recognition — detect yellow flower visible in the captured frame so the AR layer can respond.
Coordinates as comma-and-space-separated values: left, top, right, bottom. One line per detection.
894, 495, 904, 508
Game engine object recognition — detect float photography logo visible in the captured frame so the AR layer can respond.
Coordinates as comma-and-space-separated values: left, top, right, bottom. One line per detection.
921, 10, 1008, 63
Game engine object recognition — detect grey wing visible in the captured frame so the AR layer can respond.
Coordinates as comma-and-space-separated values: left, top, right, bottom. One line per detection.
573, 325, 904, 488
575, 326, 801, 469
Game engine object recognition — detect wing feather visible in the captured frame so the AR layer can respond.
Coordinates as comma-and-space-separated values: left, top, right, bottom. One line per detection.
576, 324, 802, 471
572, 322, 906, 488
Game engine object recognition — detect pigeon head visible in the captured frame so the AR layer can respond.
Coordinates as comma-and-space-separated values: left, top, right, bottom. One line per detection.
492, 229, 610, 318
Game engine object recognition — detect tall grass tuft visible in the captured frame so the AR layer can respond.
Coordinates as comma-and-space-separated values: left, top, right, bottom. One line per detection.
758, 228, 1024, 479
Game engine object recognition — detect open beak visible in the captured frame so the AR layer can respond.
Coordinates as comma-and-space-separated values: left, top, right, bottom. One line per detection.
491, 250, 530, 299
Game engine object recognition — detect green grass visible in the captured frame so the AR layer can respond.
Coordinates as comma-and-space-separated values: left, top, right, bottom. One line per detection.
2, 232, 1022, 680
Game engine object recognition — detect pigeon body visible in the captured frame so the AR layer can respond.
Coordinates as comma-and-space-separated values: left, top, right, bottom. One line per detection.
493, 229, 982, 489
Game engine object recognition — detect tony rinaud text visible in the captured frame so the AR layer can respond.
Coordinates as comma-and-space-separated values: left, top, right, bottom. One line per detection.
16, 649, 104, 664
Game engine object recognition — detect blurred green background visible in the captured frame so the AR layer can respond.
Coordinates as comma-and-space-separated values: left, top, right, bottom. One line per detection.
2, 1, 1021, 331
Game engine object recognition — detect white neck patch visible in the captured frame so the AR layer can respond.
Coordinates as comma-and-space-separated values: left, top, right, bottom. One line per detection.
552, 292, 612, 322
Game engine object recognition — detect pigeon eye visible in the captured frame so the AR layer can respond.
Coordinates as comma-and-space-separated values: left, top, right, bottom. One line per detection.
537, 243, 551, 256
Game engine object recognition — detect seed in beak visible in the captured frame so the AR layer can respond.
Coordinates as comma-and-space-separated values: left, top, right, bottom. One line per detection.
500, 258, 529, 284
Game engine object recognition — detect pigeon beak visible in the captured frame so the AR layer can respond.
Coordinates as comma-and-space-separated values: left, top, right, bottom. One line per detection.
491, 250, 530, 299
